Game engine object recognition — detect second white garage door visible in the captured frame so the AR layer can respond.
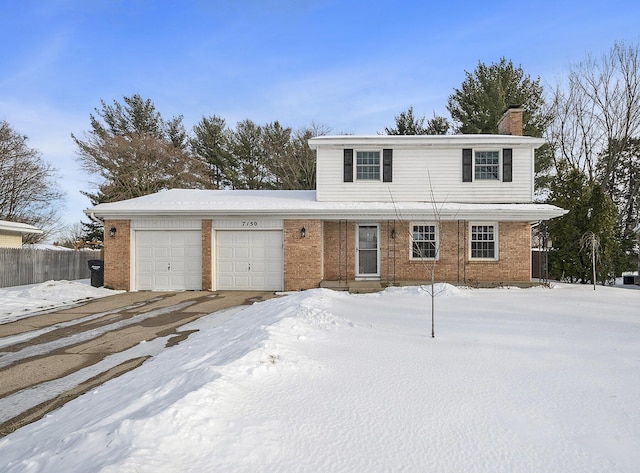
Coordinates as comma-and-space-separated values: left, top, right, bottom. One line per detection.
216, 231, 283, 290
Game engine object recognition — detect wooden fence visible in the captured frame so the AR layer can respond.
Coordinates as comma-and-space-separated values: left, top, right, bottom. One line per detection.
0, 248, 103, 288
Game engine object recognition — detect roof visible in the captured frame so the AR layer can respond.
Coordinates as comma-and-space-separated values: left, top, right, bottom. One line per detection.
0, 220, 43, 234
86, 189, 567, 223
308, 134, 546, 149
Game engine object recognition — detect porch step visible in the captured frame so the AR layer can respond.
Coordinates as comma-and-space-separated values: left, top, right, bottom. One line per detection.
319, 280, 385, 293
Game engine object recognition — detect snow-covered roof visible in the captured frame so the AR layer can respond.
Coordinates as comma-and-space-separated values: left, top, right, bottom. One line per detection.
308, 134, 546, 149
86, 189, 567, 222
0, 220, 43, 234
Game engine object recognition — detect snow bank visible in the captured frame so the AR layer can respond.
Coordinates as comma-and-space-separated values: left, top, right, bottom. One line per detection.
0, 280, 122, 323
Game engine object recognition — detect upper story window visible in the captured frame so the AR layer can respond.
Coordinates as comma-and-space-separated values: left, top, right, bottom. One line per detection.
474, 151, 500, 180
462, 148, 512, 183
356, 151, 380, 180
343, 149, 393, 183
411, 223, 438, 259
470, 223, 498, 260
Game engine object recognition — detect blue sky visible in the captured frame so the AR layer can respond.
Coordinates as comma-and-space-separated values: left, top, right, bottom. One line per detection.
1, 0, 639, 230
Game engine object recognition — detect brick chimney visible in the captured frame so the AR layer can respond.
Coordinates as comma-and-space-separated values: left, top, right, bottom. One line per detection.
497, 106, 523, 136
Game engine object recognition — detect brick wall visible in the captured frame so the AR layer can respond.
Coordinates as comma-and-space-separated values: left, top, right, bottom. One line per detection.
202, 220, 212, 290
103, 219, 131, 290
322, 220, 531, 285
283, 219, 323, 291
497, 107, 523, 136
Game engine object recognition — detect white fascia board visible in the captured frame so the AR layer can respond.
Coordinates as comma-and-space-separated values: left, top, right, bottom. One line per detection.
0, 220, 44, 234
308, 134, 546, 150
86, 203, 567, 223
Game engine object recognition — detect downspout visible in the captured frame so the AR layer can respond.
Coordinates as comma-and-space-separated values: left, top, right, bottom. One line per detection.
89, 212, 105, 259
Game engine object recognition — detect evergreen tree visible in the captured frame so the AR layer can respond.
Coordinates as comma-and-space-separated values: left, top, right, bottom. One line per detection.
190, 115, 235, 189
73, 94, 206, 203
447, 58, 549, 135
548, 166, 624, 283
229, 119, 273, 189
385, 106, 449, 135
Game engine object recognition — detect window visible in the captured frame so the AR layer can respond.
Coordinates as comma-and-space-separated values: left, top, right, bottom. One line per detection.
411, 223, 438, 259
470, 224, 498, 259
356, 151, 380, 180
475, 151, 500, 180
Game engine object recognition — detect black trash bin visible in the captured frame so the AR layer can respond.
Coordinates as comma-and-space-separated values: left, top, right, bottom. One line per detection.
88, 259, 104, 287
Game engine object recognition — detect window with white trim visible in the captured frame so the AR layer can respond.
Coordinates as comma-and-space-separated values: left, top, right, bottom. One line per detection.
475, 151, 500, 180
411, 223, 438, 259
470, 223, 498, 259
356, 151, 380, 180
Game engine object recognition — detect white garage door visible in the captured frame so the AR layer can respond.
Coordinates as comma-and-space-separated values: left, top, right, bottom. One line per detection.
136, 230, 202, 291
216, 231, 283, 290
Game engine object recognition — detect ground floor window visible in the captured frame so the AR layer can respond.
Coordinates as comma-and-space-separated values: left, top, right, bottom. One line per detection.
411, 223, 438, 259
470, 223, 498, 259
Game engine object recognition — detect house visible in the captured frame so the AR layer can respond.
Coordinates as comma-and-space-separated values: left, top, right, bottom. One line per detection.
86, 107, 567, 292
0, 220, 43, 248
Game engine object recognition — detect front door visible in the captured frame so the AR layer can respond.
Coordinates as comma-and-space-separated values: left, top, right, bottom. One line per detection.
357, 224, 379, 278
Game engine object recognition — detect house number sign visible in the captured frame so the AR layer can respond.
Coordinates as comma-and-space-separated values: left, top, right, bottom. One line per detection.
212, 219, 283, 230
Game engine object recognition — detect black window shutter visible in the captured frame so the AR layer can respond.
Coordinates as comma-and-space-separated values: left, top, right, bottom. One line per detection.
503, 148, 513, 182
344, 149, 353, 182
462, 148, 472, 182
383, 149, 393, 182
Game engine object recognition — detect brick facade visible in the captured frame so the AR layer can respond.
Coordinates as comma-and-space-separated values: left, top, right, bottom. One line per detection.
322, 220, 531, 286
283, 219, 323, 291
102, 218, 531, 292
103, 219, 131, 290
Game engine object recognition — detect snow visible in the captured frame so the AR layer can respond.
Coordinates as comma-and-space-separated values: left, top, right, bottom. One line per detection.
0, 279, 122, 323
87, 188, 567, 221
1, 281, 639, 472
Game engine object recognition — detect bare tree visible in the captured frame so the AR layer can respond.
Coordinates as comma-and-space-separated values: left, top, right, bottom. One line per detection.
391, 174, 450, 338
581, 231, 601, 290
547, 41, 640, 202
270, 122, 330, 190
0, 121, 64, 242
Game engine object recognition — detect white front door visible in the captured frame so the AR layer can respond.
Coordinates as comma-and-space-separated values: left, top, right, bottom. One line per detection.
356, 224, 379, 278
216, 230, 283, 290
135, 230, 202, 291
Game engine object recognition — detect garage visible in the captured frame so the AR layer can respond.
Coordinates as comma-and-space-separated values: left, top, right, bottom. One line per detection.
135, 230, 202, 291
216, 230, 283, 290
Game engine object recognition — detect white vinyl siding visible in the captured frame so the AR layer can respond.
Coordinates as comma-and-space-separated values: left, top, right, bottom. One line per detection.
316, 147, 534, 203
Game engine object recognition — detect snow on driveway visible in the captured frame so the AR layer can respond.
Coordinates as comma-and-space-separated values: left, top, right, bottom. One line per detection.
0, 281, 639, 472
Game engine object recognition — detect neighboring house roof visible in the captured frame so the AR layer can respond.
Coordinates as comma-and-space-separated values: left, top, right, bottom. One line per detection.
0, 220, 43, 234
86, 189, 567, 223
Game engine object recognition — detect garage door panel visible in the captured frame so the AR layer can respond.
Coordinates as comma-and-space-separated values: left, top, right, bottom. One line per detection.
136, 230, 202, 291
234, 247, 250, 259
216, 230, 283, 290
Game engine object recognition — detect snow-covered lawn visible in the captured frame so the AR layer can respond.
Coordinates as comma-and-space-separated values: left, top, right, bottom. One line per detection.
1, 281, 639, 472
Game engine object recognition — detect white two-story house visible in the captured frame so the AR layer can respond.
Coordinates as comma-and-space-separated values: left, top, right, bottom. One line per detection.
87, 107, 566, 292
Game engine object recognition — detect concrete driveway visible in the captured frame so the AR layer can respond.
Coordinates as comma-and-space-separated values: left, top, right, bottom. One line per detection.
0, 290, 278, 436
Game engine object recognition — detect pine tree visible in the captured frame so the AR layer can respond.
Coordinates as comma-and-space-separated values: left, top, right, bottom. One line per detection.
548, 166, 623, 283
